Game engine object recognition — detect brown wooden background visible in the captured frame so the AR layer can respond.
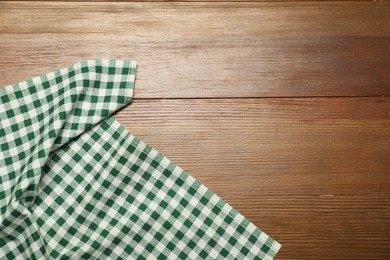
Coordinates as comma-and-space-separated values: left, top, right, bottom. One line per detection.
1, 1, 389, 259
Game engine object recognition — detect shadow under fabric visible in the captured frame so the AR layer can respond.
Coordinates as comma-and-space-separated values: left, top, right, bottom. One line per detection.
0, 60, 281, 259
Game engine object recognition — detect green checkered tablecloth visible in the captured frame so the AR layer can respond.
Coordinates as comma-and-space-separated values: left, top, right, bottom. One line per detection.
0, 59, 281, 259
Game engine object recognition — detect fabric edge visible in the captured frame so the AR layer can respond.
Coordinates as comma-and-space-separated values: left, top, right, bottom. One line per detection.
107, 117, 282, 259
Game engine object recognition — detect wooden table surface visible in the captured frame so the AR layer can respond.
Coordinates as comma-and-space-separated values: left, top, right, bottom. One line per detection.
1, 0, 389, 259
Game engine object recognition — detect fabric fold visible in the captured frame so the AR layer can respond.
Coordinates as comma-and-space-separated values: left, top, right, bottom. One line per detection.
1, 59, 136, 227
1, 59, 280, 259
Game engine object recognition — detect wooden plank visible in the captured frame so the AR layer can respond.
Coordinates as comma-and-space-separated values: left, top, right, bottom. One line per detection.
227, 195, 390, 259
1, 1, 389, 97
115, 97, 390, 196
114, 97, 390, 258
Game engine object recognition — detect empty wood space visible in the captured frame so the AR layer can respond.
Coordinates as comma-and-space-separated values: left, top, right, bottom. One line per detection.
1, 0, 389, 259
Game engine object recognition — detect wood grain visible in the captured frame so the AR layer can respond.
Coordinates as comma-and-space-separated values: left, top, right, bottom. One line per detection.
116, 98, 390, 196
1, 1, 389, 97
235, 195, 390, 259
1, 0, 390, 259
115, 97, 390, 259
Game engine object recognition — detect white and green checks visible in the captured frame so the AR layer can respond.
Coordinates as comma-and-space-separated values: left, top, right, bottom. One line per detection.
0, 59, 281, 259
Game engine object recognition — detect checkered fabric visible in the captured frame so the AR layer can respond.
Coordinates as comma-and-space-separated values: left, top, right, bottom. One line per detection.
0, 59, 281, 259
